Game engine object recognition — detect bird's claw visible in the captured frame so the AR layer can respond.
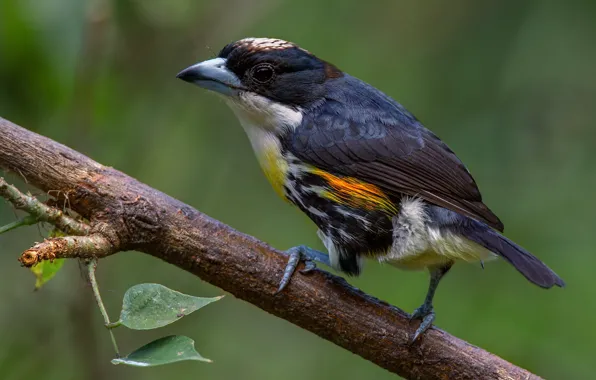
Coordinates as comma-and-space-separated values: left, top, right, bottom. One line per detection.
276, 245, 329, 294
409, 305, 435, 343
300, 258, 317, 273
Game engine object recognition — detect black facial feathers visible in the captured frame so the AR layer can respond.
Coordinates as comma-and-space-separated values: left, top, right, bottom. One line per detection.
218, 38, 343, 106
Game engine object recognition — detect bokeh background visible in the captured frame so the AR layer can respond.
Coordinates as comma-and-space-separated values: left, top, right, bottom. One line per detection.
1, 0, 595, 379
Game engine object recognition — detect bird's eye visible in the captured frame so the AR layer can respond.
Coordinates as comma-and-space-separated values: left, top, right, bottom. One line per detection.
251, 63, 275, 84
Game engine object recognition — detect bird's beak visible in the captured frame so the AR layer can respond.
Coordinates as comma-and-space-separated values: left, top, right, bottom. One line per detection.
176, 57, 244, 96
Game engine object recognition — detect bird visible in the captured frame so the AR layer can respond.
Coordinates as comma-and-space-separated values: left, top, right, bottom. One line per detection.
176, 37, 564, 342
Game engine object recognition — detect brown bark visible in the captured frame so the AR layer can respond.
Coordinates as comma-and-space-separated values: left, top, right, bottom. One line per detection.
0, 116, 541, 380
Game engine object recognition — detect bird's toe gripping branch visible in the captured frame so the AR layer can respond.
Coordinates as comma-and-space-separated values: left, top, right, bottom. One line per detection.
409, 304, 436, 343
0, 177, 118, 267
408, 263, 453, 343
277, 245, 331, 293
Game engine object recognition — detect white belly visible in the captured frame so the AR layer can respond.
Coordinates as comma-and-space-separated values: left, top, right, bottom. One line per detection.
379, 197, 495, 270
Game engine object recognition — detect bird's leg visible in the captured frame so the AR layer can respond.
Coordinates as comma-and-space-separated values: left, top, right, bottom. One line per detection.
277, 245, 330, 293
409, 262, 453, 342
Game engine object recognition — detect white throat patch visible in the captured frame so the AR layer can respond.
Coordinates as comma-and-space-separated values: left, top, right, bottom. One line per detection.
225, 92, 302, 133
223, 93, 303, 199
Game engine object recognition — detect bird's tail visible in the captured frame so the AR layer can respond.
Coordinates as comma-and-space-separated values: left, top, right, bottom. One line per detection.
460, 223, 565, 288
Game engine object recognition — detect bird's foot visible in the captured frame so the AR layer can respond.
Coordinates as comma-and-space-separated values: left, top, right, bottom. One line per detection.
276, 245, 329, 293
409, 304, 435, 343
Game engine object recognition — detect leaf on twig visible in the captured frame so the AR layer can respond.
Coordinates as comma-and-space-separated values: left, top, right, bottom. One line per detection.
30, 258, 65, 290
117, 283, 223, 330
111, 335, 211, 366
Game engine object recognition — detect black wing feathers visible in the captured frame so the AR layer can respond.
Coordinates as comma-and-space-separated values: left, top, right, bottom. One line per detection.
287, 92, 504, 231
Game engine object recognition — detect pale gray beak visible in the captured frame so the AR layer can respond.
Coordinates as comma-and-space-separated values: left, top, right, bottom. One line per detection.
176, 57, 244, 96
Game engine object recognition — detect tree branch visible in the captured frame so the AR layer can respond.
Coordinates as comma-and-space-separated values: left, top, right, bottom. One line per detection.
0, 177, 91, 235
18, 235, 115, 267
0, 116, 542, 380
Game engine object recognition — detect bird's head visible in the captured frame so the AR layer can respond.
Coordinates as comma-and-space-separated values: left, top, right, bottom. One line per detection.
177, 38, 343, 130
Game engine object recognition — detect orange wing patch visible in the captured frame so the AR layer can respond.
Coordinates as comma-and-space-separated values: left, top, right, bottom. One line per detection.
313, 169, 397, 214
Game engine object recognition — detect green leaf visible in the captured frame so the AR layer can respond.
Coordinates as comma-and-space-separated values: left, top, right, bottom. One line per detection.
118, 283, 223, 330
30, 258, 65, 290
27, 229, 67, 290
111, 335, 211, 366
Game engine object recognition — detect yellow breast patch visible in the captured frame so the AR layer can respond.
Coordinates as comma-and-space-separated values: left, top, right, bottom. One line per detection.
258, 146, 289, 200
312, 169, 397, 214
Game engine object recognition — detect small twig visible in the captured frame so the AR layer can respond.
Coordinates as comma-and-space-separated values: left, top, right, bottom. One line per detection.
87, 259, 120, 357
19, 235, 115, 267
0, 215, 38, 234
0, 177, 91, 235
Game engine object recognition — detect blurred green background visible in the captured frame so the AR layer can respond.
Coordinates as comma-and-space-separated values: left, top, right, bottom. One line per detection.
1, 0, 595, 379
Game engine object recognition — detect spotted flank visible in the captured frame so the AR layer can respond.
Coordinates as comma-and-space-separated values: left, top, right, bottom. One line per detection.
272, 155, 395, 275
